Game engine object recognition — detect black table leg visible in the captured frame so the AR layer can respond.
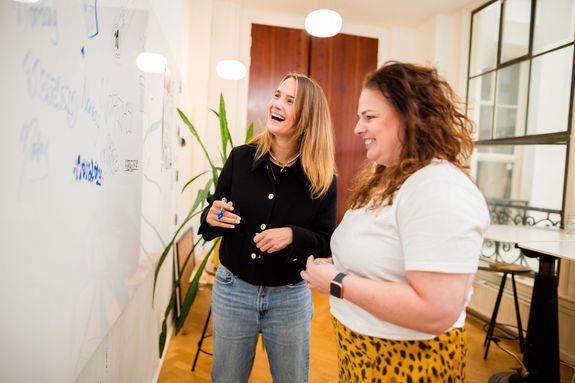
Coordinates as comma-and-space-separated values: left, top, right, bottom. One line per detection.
488, 250, 560, 383
521, 251, 559, 382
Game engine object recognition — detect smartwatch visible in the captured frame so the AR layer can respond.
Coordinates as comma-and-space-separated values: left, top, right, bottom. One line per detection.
330, 272, 348, 299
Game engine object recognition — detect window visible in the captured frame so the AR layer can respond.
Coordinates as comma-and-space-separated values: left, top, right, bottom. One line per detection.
467, 0, 572, 217
467, 0, 573, 269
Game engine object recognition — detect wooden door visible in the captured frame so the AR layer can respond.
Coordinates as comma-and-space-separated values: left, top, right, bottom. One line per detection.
310, 34, 378, 222
247, 24, 309, 133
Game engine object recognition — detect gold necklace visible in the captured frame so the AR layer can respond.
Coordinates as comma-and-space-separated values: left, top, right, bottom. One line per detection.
269, 152, 300, 172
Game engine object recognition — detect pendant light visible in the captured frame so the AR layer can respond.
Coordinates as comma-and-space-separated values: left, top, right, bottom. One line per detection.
136, 52, 168, 73
216, 59, 247, 81
305, 9, 342, 38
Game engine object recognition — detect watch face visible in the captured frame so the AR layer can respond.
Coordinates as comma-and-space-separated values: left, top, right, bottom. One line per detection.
330, 281, 343, 298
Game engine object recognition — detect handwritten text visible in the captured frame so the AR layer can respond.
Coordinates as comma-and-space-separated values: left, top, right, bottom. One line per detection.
22, 51, 78, 127
17, 2, 59, 45
73, 154, 103, 186
20, 118, 50, 182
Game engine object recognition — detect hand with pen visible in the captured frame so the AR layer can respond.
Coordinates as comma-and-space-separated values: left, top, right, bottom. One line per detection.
206, 197, 241, 228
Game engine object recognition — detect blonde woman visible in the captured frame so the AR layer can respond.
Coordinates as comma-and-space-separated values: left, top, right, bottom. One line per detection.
199, 73, 337, 383
302, 62, 489, 382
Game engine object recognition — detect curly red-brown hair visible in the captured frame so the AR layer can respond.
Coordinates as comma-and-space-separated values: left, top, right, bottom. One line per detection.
350, 61, 475, 210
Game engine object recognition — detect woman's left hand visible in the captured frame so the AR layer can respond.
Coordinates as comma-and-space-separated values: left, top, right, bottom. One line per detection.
253, 227, 293, 253
300, 256, 338, 294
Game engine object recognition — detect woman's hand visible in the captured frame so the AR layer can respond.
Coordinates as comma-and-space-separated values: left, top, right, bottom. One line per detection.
253, 227, 293, 253
300, 256, 338, 294
206, 199, 241, 228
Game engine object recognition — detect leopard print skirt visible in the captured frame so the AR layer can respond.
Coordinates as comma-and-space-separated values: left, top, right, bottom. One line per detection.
333, 317, 467, 383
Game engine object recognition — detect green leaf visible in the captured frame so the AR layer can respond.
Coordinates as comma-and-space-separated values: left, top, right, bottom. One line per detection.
175, 239, 220, 332
157, 234, 205, 358
152, 235, 177, 305
219, 93, 233, 156
190, 178, 213, 215
245, 122, 254, 143
211, 166, 219, 189
178, 108, 216, 170
181, 170, 210, 193
152, 206, 203, 303
159, 294, 175, 357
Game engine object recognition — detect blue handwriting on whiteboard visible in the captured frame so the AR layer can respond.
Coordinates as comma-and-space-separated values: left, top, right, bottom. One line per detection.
17, 2, 59, 45
73, 154, 103, 186
22, 51, 78, 128
21, 118, 49, 163
20, 118, 50, 182
81, 79, 100, 128
83, 0, 99, 38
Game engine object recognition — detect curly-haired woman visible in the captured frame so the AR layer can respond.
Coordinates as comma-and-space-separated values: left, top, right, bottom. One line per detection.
302, 61, 489, 382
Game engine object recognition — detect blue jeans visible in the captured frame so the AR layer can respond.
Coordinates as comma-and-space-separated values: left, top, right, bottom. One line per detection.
211, 264, 313, 383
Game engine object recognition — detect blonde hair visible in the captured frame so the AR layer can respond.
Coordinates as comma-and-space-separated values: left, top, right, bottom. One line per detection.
250, 73, 336, 199
350, 61, 475, 209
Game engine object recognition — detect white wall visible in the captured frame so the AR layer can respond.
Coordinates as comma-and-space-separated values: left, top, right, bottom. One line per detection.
176, 0, 213, 229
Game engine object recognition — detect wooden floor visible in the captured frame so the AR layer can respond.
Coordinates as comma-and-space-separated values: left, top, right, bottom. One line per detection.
158, 284, 574, 383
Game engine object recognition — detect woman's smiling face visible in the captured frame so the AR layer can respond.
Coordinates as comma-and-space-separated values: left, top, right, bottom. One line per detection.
265, 77, 297, 139
354, 87, 404, 167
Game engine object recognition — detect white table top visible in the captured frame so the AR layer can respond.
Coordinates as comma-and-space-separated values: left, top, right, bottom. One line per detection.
485, 224, 575, 244
517, 241, 575, 261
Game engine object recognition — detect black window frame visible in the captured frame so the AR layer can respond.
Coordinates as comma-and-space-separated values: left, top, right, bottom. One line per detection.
466, 0, 573, 219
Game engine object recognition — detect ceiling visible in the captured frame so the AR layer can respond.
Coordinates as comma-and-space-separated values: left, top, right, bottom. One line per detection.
230, 0, 478, 28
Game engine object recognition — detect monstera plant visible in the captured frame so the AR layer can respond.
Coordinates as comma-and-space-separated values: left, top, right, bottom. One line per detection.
153, 93, 253, 357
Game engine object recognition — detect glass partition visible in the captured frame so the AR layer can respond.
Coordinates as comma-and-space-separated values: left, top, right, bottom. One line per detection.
469, 2, 501, 76
468, 0, 572, 226
501, 0, 532, 63
476, 144, 566, 211
527, 46, 574, 135
468, 73, 495, 140
533, 0, 575, 54
494, 61, 529, 138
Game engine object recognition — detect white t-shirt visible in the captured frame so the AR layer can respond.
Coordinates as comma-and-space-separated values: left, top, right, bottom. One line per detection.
330, 160, 490, 340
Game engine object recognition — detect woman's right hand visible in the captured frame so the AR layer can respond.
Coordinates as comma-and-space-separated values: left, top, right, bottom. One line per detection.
206, 199, 241, 228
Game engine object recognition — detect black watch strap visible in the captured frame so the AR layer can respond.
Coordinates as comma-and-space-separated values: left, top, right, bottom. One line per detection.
330, 272, 347, 299
333, 272, 347, 284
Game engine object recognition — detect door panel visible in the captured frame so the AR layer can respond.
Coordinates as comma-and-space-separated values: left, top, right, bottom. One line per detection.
310, 34, 378, 222
248, 24, 309, 133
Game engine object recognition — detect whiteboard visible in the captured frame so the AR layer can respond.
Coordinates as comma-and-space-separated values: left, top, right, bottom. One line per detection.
0, 1, 179, 381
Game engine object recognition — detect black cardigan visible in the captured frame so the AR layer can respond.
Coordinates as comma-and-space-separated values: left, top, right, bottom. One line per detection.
198, 144, 337, 286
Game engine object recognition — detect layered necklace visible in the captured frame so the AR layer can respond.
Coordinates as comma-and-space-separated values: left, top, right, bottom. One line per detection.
269, 152, 300, 172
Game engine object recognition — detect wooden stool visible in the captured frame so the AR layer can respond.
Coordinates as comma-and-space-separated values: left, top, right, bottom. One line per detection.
483, 262, 532, 359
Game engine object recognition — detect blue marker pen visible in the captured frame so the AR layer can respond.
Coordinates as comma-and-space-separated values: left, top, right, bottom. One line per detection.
217, 197, 228, 220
